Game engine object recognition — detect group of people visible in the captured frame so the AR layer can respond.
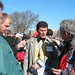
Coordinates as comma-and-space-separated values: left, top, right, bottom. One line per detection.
0, 1, 75, 75
23, 19, 75, 75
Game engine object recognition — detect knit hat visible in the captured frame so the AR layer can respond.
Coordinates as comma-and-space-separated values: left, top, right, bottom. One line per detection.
15, 33, 23, 38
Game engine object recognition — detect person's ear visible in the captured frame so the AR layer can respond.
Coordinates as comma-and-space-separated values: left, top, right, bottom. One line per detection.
65, 32, 69, 37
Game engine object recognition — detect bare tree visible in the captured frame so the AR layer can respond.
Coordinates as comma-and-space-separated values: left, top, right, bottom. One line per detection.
10, 10, 39, 33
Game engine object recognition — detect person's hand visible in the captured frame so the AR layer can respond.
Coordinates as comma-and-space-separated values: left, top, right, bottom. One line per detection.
32, 62, 40, 70
52, 68, 62, 75
17, 40, 26, 49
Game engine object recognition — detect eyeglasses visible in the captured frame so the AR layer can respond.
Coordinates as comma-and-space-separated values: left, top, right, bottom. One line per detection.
0, 17, 5, 23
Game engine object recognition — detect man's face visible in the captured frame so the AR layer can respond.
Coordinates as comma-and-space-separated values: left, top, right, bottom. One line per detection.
0, 10, 3, 24
60, 30, 70, 42
38, 27, 47, 38
0, 18, 11, 34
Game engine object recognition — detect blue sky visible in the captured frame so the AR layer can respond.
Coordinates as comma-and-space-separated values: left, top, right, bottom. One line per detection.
2, 0, 75, 31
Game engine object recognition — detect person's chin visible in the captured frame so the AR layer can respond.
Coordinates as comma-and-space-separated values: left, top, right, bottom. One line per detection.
41, 36, 46, 38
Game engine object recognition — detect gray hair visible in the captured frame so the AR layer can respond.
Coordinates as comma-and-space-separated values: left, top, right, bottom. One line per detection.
60, 19, 75, 35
